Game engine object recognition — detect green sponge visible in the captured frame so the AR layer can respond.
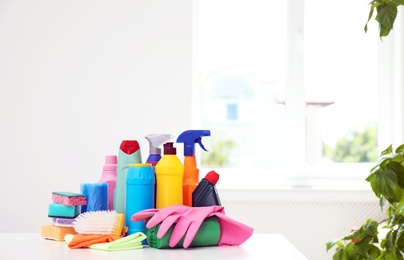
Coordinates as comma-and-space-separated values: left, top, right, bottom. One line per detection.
48, 203, 81, 218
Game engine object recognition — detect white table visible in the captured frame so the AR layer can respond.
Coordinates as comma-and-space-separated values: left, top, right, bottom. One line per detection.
0, 233, 307, 259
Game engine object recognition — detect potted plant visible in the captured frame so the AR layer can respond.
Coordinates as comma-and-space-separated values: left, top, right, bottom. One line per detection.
326, 2, 404, 258
326, 145, 404, 259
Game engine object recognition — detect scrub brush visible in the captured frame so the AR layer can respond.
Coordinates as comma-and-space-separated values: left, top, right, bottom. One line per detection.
73, 210, 125, 237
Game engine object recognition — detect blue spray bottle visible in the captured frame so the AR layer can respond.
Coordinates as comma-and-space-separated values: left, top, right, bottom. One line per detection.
145, 134, 171, 208
176, 130, 210, 206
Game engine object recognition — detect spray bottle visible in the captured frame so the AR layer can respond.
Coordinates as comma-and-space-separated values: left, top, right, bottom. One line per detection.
155, 142, 184, 208
176, 130, 210, 206
145, 134, 171, 166
114, 140, 142, 218
145, 134, 171, 208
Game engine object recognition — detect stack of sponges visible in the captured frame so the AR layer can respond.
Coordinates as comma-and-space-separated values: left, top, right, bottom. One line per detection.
41, 192, 87, 241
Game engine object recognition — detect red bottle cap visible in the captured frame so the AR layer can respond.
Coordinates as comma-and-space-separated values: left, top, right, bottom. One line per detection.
120, 140, 140, 154
205, 170, 219, 185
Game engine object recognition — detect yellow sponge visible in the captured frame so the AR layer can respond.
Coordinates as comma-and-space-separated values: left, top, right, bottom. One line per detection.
41, 224, 77, 241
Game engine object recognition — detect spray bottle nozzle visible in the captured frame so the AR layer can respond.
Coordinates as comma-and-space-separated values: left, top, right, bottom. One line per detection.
145, 134, 171, 155
176, 130, 210, 156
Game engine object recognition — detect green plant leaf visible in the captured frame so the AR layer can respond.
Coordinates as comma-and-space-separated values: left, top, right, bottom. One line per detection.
367, 172, 382, 198
333, 247, 349, 260
375, 169, 398, 199
379, 251, 400, 260
380, 196, 386, 211
326, 239, 341, 251
345, 242, 361, 259
396, 144, 404, 153
365, 1, 376, 33
387, 162, 404, 189
383, 230, 396, 253
382, 145, 394, 156
392, 186, 404, 203
363, 219, 379, 237
395, 200, 404, 214
395, 225, 404, 248
367, 244, 381, 259
390, 0, 404, 7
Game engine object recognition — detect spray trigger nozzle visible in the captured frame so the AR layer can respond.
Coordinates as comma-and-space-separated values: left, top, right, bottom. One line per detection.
176, 130, 211, 156
196, 137, 208, 152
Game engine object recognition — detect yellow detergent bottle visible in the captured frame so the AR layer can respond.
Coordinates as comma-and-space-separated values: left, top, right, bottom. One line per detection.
155, 142, 184, 209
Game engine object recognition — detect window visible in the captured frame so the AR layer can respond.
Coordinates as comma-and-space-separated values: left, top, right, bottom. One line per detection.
194, 0, 402, 186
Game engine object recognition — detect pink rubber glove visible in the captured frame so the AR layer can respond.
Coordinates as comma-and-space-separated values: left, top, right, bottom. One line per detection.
211, 211, 254, 246
131, 204, 188, 223
154, 206, 225, 248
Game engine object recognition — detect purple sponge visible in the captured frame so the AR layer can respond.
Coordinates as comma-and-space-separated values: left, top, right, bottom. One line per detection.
52, 192, 87, 206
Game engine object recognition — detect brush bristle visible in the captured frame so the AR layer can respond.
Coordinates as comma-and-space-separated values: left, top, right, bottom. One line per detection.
73, 210, 120, 235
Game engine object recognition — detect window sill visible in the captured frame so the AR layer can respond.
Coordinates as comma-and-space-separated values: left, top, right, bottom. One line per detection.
203, 162, 373, 191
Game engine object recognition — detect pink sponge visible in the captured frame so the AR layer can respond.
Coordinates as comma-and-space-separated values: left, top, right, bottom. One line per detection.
52, 192, 87, 206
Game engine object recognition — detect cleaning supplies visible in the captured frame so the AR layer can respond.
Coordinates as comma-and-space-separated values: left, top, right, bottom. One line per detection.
155, 142, 184, 209
145, 134, 171, 166
43, 191, 84, 241
146, 216, 220, 248
192, 170, 222, 207
125, 163, 154, 236
145, 134, 171, 207
176, 130, 211, 206
131, 204, 254, 248
88, 232, 146, 251
52, 192, 86, 206
48, 191, 85, 218
41, 225, 77, 241
73, 210, 125, 237
48, 203, 81, 218
66, 234, 118, 249
51, 218, 76, 227
80, 183, 108, 212
65, 232, 146, 250
99, 155, 117, 210
114, 140, 142, 217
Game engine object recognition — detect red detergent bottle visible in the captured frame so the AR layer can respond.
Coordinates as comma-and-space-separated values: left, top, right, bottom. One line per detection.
192, 170, 222, 207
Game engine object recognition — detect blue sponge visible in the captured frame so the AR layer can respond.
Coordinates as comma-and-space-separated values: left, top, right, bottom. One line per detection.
80, 183, 108, 212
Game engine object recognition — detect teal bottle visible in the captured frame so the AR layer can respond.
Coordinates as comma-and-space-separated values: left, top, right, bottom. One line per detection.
114, 140, 142, 221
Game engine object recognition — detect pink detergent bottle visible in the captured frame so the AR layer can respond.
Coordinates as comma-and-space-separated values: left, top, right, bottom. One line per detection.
99, 155, 117, 210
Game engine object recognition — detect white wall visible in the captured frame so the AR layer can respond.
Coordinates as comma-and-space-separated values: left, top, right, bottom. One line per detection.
0, 0, 193, 232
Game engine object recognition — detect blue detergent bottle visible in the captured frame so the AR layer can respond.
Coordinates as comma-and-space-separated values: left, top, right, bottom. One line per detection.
126, 163, 155, 237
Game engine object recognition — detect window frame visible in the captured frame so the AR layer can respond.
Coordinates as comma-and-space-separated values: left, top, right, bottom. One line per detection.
192, 1, 404, 186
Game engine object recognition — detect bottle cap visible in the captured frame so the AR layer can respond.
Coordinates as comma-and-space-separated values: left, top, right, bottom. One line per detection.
120, 140, 140, 154
105, 155, 117, 164
205, 171, 219, 185
103, 155, 117, 171
163, 142, 177, 155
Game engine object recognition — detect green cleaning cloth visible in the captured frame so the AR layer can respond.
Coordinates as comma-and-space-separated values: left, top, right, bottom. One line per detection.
65, 232, 146, 251
146, 216, 220, 249
89, 232, 147, 251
